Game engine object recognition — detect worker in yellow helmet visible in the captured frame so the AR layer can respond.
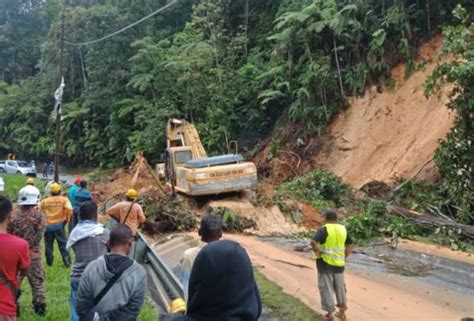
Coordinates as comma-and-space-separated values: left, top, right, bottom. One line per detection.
106, 189, 145, 236
311, 210, 354, 321
38, 183, 72, 267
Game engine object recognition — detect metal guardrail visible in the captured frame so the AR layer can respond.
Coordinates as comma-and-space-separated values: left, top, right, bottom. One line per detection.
134, 233, 184, 313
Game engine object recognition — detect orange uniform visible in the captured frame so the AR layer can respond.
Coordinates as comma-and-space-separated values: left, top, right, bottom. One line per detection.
39, 195, 73, 225
106, 201, 145, 235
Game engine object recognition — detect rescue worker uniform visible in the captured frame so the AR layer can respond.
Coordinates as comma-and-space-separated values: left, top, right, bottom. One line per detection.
39, 194, 73, 267
312, 223, 353, 315
8, 207, 47, 315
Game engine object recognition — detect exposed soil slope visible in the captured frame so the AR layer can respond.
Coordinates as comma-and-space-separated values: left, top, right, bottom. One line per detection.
316, 36, 455, 188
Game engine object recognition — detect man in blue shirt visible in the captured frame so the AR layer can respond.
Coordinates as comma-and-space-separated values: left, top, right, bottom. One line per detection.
71, 180, 92, 230
68, 177, 81, 233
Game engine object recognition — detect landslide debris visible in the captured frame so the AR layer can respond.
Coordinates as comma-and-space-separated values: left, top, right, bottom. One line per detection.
92, 154, 308, 236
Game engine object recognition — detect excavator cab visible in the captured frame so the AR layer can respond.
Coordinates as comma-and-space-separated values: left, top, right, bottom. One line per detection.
163, 119, 258, 196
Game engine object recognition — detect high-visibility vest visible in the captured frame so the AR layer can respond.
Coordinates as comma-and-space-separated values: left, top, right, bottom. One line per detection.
320, 223, 347, 267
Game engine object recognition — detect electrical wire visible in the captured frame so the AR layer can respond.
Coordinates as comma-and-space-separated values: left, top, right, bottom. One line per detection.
65, 0, 179, 47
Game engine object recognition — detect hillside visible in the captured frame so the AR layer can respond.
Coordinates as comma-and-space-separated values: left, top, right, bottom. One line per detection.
316, 36, 455, 188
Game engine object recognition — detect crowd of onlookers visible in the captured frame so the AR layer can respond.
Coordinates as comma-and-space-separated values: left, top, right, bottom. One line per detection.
0, 176, 353, 321
0, 177, 151, 321
0, 177, 262, 321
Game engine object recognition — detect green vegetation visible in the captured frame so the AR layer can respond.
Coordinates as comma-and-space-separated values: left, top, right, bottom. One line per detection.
388, 181, 449, 214
424, 5, 474, 224
18, 242, 157, 321
280, 169, 349, 210
142, 194, 196, 234
213, 207, 256, 233
254, 270, 322, 321
0, 0, 464, 167
0, 174, 46, 201
279, 169, 472, 250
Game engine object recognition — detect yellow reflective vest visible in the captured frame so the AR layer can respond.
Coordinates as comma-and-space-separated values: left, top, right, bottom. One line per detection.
320, 223, 347, 267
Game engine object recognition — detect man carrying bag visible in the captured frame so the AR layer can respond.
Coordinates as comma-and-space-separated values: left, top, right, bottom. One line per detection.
76, 224, 146, 321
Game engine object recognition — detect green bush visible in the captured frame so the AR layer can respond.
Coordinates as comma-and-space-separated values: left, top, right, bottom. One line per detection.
345, 199, 428, 243
280, 169, 349, 209
213, 207, 257, 233
389, 181, 449, 213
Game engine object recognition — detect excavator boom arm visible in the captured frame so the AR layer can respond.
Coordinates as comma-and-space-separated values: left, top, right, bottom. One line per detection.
167, 119, 207, 159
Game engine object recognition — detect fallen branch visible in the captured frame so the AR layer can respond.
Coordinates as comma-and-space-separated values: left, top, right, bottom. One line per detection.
272, 259, 312, 270
388, 204, 474, 240
393, 158, 433, 192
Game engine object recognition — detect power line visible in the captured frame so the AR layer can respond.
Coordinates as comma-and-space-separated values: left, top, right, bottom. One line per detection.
65, 0, 179, 47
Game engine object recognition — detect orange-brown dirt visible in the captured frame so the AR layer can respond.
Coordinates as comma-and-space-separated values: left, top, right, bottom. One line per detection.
94, 169, 156, 205
316, 35, 455, 189
254, 36, 454, 190
207, 199, 305, 236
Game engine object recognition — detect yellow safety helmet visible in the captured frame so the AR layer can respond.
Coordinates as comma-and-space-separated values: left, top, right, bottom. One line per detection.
50, 182, 61, 194
169, 298, 186, 314
125, 189, 138, 200
26, 177, 35, 186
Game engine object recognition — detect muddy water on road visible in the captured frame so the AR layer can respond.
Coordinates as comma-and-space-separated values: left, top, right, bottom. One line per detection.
263, 237, 474, 296
150, 233, 474, 320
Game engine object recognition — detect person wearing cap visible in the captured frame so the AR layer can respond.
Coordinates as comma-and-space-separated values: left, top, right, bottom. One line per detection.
106, 189, 145, 236
8, 185, 47, 316
39, 183, 73, 267
310, 209, 354, 321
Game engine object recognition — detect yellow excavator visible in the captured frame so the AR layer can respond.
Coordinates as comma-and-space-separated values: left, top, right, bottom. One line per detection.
163, 119, 257, 196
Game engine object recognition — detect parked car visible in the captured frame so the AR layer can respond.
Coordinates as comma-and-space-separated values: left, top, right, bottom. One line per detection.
0, 160, 37, 176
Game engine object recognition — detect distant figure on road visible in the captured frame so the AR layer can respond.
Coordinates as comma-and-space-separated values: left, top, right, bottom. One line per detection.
178, 213, 223, 301
48, 162, 55, 175
39, 183, 72, 267
166, 239, 262, 321
311, 209, 354, 321
0, 196, 31, 321
106, 189, 145, 236
76, 224, 146, 321
8, 186, 47, 316
42, 163, 49, 179
67, 201, 110, 321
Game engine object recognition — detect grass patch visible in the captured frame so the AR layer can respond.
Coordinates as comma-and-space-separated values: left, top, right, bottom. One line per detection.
255, 270, 322, 321
17, 241, 157, 320
0, 174, 46, 201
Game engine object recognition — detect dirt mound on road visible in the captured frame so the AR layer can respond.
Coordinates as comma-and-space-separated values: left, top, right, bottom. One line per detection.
316, 36, 455, 188
207, 199, 304, 236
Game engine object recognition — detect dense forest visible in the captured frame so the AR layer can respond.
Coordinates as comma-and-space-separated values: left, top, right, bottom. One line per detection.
0, 1, 472, 218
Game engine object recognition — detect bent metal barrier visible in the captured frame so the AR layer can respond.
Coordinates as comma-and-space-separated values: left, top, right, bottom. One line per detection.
134, 233, 185, 313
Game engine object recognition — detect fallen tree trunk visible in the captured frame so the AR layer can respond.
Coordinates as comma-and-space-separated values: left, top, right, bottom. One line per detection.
388, 205, 474, 240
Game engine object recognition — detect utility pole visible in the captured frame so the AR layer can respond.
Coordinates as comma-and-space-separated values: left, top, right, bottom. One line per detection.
54, 4, 66, 183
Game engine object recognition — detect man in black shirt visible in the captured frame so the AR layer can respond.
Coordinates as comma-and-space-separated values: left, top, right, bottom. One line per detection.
311, 210, 354, 321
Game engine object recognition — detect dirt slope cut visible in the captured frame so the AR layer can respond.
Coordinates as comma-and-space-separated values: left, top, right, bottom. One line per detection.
317, 36, 455, 189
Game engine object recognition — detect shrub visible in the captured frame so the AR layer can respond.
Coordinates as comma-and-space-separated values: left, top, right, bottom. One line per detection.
280, 169, 349, 209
